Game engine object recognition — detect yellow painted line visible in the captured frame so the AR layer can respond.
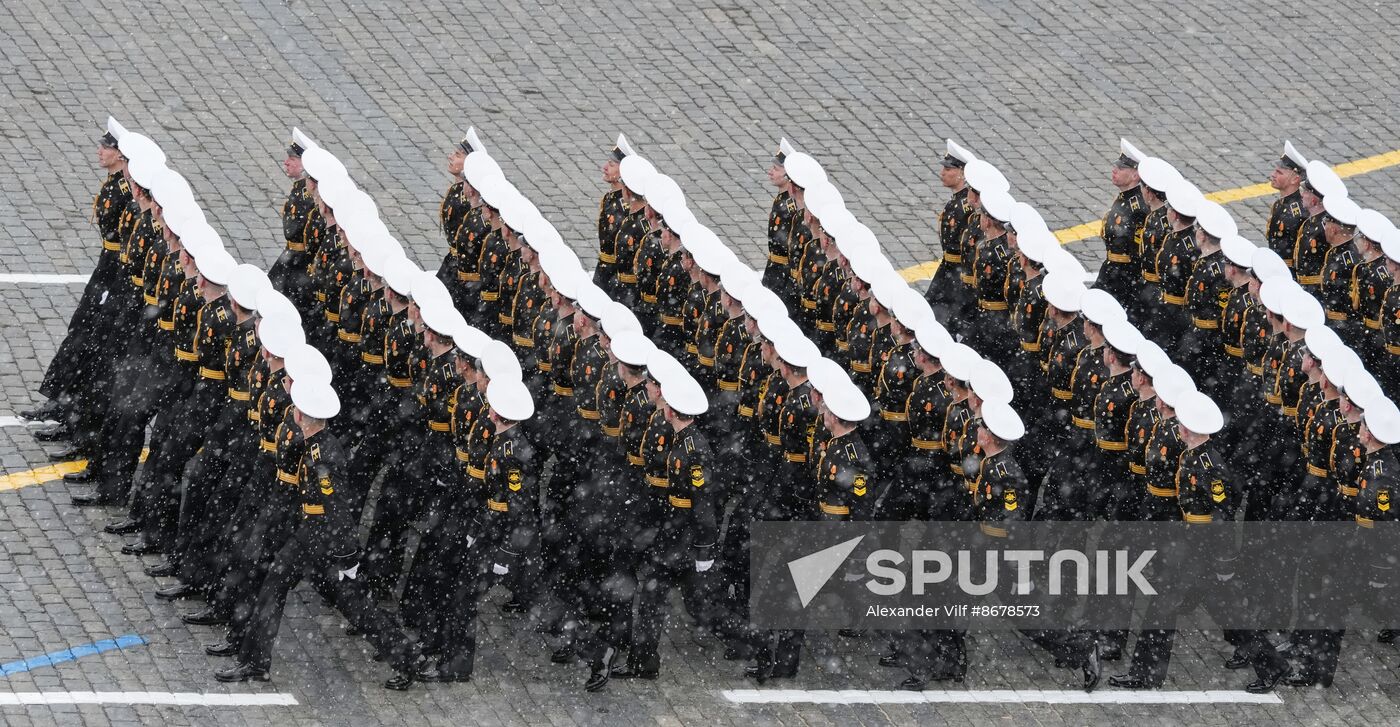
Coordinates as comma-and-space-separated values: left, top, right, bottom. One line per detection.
898, 147, 1400, 283
0, 450, 147, 493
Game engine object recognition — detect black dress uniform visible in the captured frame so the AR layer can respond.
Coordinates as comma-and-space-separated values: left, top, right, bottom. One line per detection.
1063, 342, 1108, 517
904, 371, 955, 518
627, 424, 719, 676
1180, 250, 1229, 395
925, 187, 974, 319
232, 428, 417, 679
1153, 228, 1200, 346
269, 177, 317, 305
1096, 186, 1148, 307
1383, 286, 1400, 386
1118, 442, 1247, 687
612, 208, 650, 309
843, 306, 881, 395
1354, 257, 1389, 372
710, 315, 751, 445
811, 259, 846, 353
141, 292, 236, 551
1135, 203, 1172, 323
1318, 239, 1361, 346
474, 229, 510, 337
594, 188, 628, 297
39, 170, 133, 410
1091, 370, 1138, 519
1293, 213, 1328, 289
432, 422, 542, 679
449, 206, 491, 313
1267, 190, 1307, 268
436, 179, 470, 288
870, 340, 916, 502
764, 190, 799, 305
632, 230, 666, 330
346, 304, 421, 520
653, 247, 689, 355
968, 232, 1015, 365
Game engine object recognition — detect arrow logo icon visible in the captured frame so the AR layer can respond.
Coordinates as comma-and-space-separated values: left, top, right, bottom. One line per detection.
786, 535, 865, 608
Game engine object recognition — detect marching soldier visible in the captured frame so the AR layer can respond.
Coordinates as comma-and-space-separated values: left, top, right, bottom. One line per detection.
214, 381, 420, 690
28, 121, 134, 428
1094, 140, 1149, 310
1133, 157, 1182, 322
594, 135, 634, 297
268, 131, 317, 304
1266, 142, 1309, 268
764, 140, 800, 305
1316, 195, 1363, 347
435, 128, 483, 294
1293, 160, 1347, 291
1353, 211, 1394, 370
923, 140, 975, 321
1151, 180, 1205, 346
1179, 202, 1236, 396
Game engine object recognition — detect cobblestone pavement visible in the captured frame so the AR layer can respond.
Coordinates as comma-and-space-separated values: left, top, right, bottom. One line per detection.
3, 0, 1400, 724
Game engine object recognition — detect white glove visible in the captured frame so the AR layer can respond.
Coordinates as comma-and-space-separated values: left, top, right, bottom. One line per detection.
99, 290, 109, 305
695, 560, 714, 573
466, 535, 476, 548
337, 563, 360, 581
492, 562, 510, 576
1215, 572, 1235, 583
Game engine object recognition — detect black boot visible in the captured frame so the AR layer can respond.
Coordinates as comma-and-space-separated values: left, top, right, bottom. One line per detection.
214, 663, 269, 682
62, 469, 93, 484
34, 423, 71, 441
584, 647, 616, 692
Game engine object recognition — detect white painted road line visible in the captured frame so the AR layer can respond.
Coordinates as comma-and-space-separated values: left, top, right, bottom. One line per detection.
0, 692, 299, 706
720, 688, 1283, 705
0, 274, 91, 284
0, 417, 55, 428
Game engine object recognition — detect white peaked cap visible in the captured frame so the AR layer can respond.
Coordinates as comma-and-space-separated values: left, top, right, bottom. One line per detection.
1322, 194, 1362, 226
783, 152, 827, 189
964, 159, 1010, 194
411, 270, 453, 309
600, 303, 643, 339
611, 332, 657, 367
1282, 140, 1308, 169
480, 340, 523, 382
1120, 138, 1145, 163
1195, 201, 1238, 239
291, 127, 317, 151
1251, 248, 1290, 280
1357, 208, 1395, 243
824, 381, 872, 422
301, 146, 348, 182
227, 263, 271, 310
1304, 159, 1346, 198
779, 137, 797, 158
255, 288, 301, 327
196, 248, 238, 286
1220, 235, 1258, 267
946, 139, 976, 164
806, 357, 848, 396
464, 127, 486, 154
970, 361, 1014, 405
464, 152, 504, 188
1079, 288, 1127, 325
1282, 288, 1325, 330
284, 343, 333, 385
616, 133, 637, 158
981, 400, 1026, 441
619, 155, 657, 195
106, 116, 128, 140
1137, 157, 1181, 192
1102, 318, 1145, 355
661, 374, 708, 416
291, 379, 341, 419
940, 342, 982, 382
645, 348, 688, 384
1175, 390, 1224, 435
382, 256, 420, 297
1165, 179, 1206, 218
1042, 272, 1087, 312
1154, 364, 1197, 409
1136, 340, 1169, 377
124, 156, 166, 189
257, 315, 304, 359
451, 324, 490, 359
914, 322, 955, 359
486, 379, 535, 421
979, 189, 1017, 224
1363, 399, 1400, 445
420, 300, 466, 337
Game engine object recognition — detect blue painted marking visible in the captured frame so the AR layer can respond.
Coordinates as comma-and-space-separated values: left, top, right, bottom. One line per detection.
1, 634, 147, 677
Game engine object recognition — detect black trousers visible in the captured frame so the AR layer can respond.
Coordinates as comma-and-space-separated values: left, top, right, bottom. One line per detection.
236, 526, 416, 672
137, 380, 225, 550
400, 482, 475, 641
359, 426, 434, 600
39, 248, 125, 403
